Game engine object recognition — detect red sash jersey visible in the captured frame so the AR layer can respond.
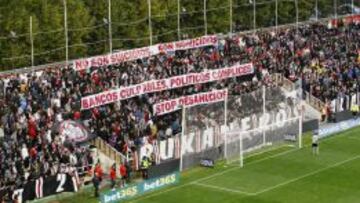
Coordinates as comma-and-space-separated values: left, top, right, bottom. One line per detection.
94, 165, 103, 179
109, 167, 116, 180
120, 164, 127, 178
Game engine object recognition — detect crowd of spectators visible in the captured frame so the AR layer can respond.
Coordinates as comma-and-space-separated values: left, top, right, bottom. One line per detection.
0, 74, 94, 191
301, 23, 360, 112
0, 20, 359, 191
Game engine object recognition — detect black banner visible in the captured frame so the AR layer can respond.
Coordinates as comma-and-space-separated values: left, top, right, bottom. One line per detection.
302, 119, 319, 133
0, 173, 78, 203
148, 159, 180, 179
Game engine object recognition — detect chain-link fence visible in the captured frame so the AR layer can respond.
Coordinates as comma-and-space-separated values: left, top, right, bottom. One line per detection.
0, 0, 358, 69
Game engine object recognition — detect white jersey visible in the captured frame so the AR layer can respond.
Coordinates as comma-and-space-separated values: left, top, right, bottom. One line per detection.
312, 135, 319, 144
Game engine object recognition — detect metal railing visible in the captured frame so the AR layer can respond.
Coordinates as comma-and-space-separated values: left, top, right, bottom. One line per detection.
275, 74, 325, 112
304, 91, 325, 112
90, 137, 126, 165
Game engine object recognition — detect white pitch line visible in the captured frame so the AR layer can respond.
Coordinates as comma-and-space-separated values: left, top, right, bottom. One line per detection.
245, 145, 291, 159
130, 133, 349, 203
190, 147, 300, 185
346, 136, 360, 142
192, 182, 255, 196
253, 154, 360, 195
130, 147, 299, 203
128, 184, 190, 203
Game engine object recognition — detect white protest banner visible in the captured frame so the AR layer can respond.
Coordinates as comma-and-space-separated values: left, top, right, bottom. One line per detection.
81, 63, 253, 110
73, 35, 218, 71
153, 89, 228, 115
73, 46, 154, 71
157, 35, 218, 53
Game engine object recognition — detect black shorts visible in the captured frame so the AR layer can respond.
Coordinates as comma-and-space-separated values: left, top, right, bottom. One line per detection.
312, 143, 318, 148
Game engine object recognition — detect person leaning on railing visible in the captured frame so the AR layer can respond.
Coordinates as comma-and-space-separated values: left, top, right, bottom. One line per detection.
321, 100, 332, 122
109, 163, 116, 189
351, 103, 359, 116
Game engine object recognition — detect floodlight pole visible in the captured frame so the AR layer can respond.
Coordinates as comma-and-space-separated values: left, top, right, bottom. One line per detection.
177, 0, 181, 40
204, 0, 208, 35
315, 0, 319, 21
352, 0, 354, 15
30, 16, 34, 68
275, 0, 278, 31
229, 0, 233, 35
295, 0, 299, 35
334, 0, 337, 20
108, 0, 113, 53
148, 0, 153, 45
63, 0, 69, 65
253, 0, 256, 33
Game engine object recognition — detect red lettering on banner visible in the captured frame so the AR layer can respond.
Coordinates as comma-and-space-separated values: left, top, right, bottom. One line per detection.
82, 98, 89, 109
80, 64, 252, 109
119, 88, 127, 99
119, 85, 142, 99
154, 89, 228, 115
155, 100, 178, 115
143, 80, 167, 93
158, 43, 174, 52
110, 48, 151, 65
169, 77, 180, 88
173, 35, 218, 51
194, 72, 211, 83
90, 56, 110, 68
74, 35, 218, 71
80, 91, 119, 110
89, 97, 96, 108
95, 95, 104, 106
166, 100, 177, 113
210, 36, 218, 44
155, 104, 163, 115
209, 93, 216, 101
178, 98, 185, 107
203, 94, 209, 103
112, 92, 119, 102
75, 60, 89, 71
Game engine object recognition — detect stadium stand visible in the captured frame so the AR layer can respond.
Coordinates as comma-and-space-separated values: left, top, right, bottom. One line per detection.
0, 18, 358, 201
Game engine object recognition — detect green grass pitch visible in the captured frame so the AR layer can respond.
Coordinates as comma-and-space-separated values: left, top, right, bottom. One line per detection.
56, 126, 360, 203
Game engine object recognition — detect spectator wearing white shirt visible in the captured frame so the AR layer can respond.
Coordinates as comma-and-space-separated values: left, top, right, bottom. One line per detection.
21, 144, 29, 160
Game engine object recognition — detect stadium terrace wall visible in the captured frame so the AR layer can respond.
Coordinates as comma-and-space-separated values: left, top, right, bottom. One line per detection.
100, 172, 180, 203
148, 159, 180, 179
319, 117, 360, 139
0, 173, 78, 203
302, 119, 319, 133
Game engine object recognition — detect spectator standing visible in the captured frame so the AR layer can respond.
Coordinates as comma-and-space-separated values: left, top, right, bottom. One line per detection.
0, 124, 4, 142
119, 163, 127, 188
140, 156, 150, 180
92, 161, 103, 197
109, 163, 116, 189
